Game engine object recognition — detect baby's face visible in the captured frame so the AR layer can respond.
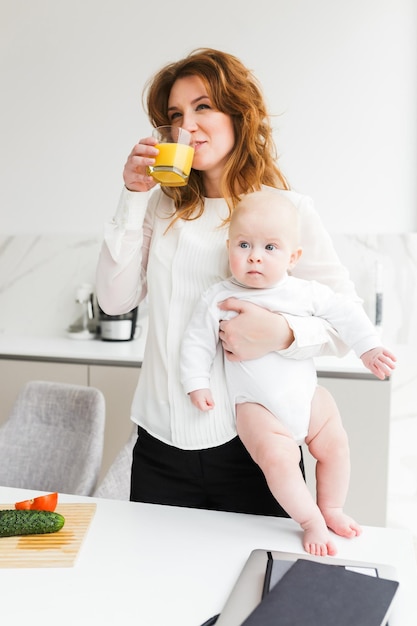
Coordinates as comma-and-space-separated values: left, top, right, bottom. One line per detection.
227, 201, 301, 289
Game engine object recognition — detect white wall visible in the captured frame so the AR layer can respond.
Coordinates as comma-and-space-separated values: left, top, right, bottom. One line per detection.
1, 0, 416, 235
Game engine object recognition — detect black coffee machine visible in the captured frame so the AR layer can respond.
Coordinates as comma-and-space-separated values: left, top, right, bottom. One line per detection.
98, 305, 139, 341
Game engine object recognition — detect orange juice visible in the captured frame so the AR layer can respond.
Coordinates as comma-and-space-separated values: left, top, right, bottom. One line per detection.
150, 143, 194, 186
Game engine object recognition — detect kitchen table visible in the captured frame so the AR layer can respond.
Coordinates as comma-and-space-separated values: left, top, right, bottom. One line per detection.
0, 487, 416, 625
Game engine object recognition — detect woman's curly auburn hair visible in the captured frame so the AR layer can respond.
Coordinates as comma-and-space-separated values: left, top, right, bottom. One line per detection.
144, 48, 289, 226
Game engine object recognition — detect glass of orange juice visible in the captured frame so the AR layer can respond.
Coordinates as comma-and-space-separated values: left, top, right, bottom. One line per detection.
147, 126, 194, 187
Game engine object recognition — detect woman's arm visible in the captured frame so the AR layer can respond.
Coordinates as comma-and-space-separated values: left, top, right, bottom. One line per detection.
218, 299, 349, 361
289, 191, 359, 299
96, 137, 159, 315
95, 187, 152, 315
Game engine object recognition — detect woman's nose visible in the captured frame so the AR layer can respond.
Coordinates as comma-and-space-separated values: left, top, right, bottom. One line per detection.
181, 111, 199, 132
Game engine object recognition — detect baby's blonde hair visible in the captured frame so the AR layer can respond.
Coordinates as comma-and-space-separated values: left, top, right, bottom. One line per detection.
231, 190, 300, 247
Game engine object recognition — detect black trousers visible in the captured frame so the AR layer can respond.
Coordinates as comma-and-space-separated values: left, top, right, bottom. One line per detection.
130, 426, 305, 517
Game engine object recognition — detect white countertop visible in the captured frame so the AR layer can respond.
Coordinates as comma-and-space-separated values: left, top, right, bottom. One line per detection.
0, 329, 147, 367
0, 323, 378, 377
314, 352, 377, 378
0, 486, 415, 625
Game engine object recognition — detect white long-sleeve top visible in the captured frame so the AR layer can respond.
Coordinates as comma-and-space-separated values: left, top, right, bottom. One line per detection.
96, 185, 359, 449
180, 276, 380, 443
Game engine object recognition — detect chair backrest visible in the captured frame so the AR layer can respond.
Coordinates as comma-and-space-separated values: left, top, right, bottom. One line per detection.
0, 380, 105, 496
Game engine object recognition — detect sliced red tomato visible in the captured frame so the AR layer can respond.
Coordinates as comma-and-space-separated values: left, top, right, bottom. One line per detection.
15, 492, 58, 512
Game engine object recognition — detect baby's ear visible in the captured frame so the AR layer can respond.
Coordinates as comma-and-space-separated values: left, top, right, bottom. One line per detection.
289, 247, 302, 269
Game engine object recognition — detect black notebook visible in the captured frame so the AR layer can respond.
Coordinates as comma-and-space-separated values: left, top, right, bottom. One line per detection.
241, 557, 399, 626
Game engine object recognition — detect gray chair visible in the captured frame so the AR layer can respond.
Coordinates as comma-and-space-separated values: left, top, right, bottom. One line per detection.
0, 380, 105, 496
94, 426, 136, 500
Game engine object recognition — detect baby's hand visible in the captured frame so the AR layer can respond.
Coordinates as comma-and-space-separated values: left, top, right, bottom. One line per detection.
189, 389, 215, 411
361, 347, 396, 380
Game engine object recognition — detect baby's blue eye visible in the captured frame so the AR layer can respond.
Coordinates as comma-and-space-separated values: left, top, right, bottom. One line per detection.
239, 242, 249, 249
266, 244, 275, 251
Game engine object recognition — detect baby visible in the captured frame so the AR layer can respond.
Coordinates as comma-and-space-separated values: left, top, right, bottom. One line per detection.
180, 190, 396, 556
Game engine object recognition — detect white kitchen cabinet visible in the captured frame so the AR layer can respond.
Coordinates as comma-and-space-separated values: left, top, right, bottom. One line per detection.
0, 359, 89, 423
303, 374, 391, 527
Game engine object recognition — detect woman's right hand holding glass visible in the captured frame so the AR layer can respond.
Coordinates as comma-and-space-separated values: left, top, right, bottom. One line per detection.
123, 136, 159, 192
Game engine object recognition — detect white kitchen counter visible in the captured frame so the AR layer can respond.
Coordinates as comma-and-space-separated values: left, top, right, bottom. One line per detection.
0, 321, 375, 377
0, 329, 146, 367
314, 352, 380, 379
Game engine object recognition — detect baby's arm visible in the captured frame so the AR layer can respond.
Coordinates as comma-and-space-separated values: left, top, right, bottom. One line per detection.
361, 347, 397, 380
180, 287, 221, 403
189, 389, 215, 411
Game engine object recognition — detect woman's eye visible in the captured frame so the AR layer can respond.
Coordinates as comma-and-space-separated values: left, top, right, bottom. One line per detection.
169, 111, 182, 122
196, 103, 211, 111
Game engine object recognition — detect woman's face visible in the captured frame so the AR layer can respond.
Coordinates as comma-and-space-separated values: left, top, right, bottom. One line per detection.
167, 75, 235, 184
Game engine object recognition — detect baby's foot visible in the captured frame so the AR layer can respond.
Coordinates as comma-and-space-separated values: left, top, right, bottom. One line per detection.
321, 507, 362, 539
301, 515, 338, 557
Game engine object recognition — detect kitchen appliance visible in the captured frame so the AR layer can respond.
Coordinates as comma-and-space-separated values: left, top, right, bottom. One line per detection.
67, 283, 97, 340
99, 305, 138, 341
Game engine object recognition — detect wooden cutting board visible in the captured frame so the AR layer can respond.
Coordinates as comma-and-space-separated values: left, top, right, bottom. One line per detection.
0, 503, 96, 568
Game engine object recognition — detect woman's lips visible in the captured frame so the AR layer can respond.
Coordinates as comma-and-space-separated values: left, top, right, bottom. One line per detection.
193, 141, 205, 152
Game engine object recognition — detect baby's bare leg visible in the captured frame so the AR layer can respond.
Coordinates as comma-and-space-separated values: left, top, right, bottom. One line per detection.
306, 386, 362, 539
236, 402, 337, 557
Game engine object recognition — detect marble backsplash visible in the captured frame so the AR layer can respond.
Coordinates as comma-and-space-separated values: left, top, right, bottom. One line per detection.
0, 233, 103, 338
0, 232, 416, 421
331, 233, 417, 425
1, 231, 416, 337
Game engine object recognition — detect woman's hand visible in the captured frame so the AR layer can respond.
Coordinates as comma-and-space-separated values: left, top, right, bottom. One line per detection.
123, 137, 159, 192
218, 298, 294, 361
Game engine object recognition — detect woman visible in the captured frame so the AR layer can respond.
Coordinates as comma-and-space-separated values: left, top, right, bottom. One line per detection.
96, 48, 357, 516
